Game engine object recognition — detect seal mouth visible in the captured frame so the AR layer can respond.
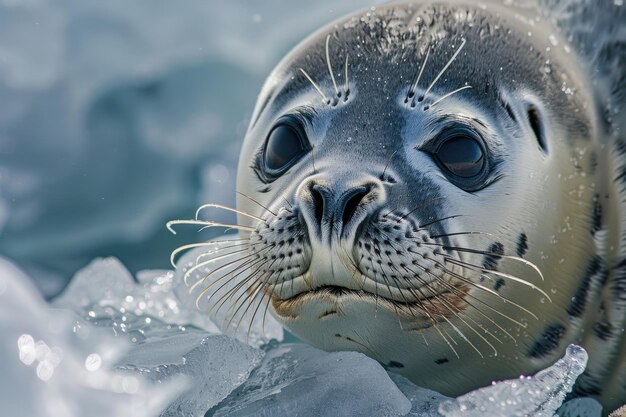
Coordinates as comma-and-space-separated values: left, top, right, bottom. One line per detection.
276, 284, 452, 305
269, 281, 470, 322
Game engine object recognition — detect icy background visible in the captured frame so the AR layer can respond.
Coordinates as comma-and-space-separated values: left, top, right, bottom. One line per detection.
0, 0, 387, 297
0, 0, 614, 416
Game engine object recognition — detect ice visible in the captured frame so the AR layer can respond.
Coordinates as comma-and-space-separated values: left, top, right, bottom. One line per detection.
0, 256, 180, 417
208, 342, 412, 417
388, 372, 452, 417
54, 257, 221, 338
556, 397, 603, 417
118, 332, 263, 417
438, 344, 589, 417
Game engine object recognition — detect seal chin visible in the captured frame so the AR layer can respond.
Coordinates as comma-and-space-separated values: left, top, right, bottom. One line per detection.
268, 269, 470, 323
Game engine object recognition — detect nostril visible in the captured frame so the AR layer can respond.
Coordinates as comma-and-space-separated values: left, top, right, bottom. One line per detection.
342, 187, 369, 226
310, 186, 325, 226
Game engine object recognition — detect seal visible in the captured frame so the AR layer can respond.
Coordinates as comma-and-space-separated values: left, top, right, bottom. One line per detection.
169, 0, 626, 411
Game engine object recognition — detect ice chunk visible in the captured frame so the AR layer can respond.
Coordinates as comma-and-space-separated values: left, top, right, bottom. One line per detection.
173, 241, 283, 347
54, 257, 221, 339
118, 332, 263, 417
208, 342, 412, 417
388, 372, 451, 416
438, 344, 588, 417
0, 256, 180, 417
556, 397, 603, 417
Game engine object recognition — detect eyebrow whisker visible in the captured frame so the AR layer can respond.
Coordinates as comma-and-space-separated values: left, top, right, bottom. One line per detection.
325, 35, 340, 97
299, 68, 330, 105
422, 38, 466, 101
428, 85, 473, 109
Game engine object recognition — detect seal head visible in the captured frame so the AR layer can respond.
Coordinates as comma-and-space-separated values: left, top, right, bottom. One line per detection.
175, 0, 626, 410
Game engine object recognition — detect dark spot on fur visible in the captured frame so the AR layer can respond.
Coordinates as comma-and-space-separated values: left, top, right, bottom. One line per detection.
591, 195, 602, 235
567, 256, 604, 318
613, 258, 626, 302
434, 358, 449, 365
516, 233, 528, 257
572, 371, 603, 397
592, 318, 612, 341
483, 242, 504, 270
528, 324, 566, 358
589, 151, 597, 174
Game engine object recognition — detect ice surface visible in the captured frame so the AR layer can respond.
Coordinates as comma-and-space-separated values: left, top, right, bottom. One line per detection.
388, 372, 452, 417
54, 257, 221, 338
208, 342, 412, 417
118, 332, 263, 417
0, 256, 180, 417
438, 344, 589, 417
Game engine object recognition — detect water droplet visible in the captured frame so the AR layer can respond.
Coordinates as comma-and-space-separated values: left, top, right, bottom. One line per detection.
85, 353, 102, 372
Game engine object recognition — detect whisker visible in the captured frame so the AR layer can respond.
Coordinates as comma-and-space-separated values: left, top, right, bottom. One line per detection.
189, 247, 271, 294
195, 203, 265, 223
406, 47, 431, 102
195, 256, 269, 310
406, 247, 537, 321
381, 148, 401, 180
236, 191, 278, 217
299, 68, 330, 104
444, 257, 551, 301
399, 255, 518, 342
343, 53, 350, 97
418, 242, 544, 281
169, 238, 249, 268
194, 242, 253, 264
429, 230, 494, 239
325, 35, 340, 97
428, 85, 472, 108
421, 38, 466, 101
417, 214, 467, 228
206, 258, 269, 316
184, 247, 251, 286
167, 219, 255, 234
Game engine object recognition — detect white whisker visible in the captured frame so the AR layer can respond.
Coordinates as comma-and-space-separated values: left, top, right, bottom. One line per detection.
195, 203, 264, 223
299, 68, 330, 104
408, 47, 431, 100
167, 219, 255, 234
422, 38, 466, 101
429, 85, 472, 108
344, 53, 350, 96
325, 35, 340, 97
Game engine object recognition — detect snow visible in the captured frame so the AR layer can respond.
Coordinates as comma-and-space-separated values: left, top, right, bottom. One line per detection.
0, 255, 604, 417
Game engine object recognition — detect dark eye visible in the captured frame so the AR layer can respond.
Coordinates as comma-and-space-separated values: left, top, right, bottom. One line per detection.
435, 131, 485, 178
263, 119, 309, 174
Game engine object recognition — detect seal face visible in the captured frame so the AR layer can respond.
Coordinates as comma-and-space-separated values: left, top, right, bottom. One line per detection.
172, 0, 626, 410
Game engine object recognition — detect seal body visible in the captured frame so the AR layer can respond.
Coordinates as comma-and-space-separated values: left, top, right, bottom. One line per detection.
226, 0, 625, 410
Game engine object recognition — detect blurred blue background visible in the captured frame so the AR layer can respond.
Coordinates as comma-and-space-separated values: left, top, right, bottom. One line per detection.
0, 0, 383, 297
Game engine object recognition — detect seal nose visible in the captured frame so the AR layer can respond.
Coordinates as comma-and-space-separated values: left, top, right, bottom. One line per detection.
297, 177, 385, 242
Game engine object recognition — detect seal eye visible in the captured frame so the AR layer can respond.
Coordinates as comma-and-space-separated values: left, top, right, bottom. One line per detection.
263, 120, 309, 175
435, 132, 485, 179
